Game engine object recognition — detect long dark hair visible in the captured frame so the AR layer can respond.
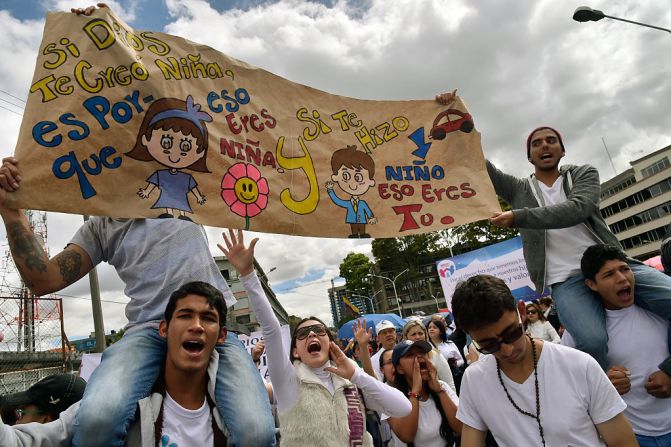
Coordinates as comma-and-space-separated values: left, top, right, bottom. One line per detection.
289, 316, 334, 362
392, 373, 454, 446
427, 319, 448, 346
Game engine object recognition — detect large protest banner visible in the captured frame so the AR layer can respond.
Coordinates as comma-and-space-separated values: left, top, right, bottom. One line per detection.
436, 237, 549, 309
8, 7, 500, 238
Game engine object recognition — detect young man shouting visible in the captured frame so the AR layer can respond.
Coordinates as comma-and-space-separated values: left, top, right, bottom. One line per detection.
0, 281, 232, 446
451, 274, 637, 447
562, 244, 671, 446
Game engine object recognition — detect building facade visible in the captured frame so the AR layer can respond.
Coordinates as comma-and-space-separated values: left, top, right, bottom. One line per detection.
214, 256, 289, 333
600, 145, 671, 259
328, 284, 375, 328
366, 262, 445, 321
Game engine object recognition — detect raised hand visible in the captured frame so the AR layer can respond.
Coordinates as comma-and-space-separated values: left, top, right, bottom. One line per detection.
324, 341, 357, 380
435, 89, 457, 106
425, 357, 442, 393
72, 3, 107, 15
490, 211, 515, 228
411, 357, 423, 394
217, 229, 258, 276
353, 319, 372, 346
251, 339, 266, 364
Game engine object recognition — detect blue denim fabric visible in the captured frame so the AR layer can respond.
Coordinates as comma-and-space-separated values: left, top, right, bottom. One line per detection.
636, 432, 671, 447
71, 328, 275, 447
552, 263, 671, 370
215, 332, 276, 446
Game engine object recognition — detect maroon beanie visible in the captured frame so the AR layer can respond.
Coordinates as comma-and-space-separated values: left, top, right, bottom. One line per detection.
526, 126, 565, 158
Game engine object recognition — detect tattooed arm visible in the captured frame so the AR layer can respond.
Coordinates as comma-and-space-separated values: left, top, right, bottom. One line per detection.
2, 211, 93, 295
0, 158, 93, 295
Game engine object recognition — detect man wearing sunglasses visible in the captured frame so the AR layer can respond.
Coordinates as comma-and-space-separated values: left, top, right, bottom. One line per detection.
0, 374, 86, 425
451, 274, 638, 447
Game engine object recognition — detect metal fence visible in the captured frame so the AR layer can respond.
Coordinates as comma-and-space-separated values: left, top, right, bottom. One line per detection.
0, 296, 70, 375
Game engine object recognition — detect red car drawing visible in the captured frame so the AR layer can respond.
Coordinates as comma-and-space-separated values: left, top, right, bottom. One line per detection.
430, 108, 475, 140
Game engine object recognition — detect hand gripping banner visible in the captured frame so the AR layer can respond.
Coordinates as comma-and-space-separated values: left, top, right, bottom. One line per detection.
8, 7, 500, 238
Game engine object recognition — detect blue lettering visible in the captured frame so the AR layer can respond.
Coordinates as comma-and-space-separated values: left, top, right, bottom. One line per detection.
59, 113, 90, 142
32, 121, 61, 148
385, 166, 403, 181
83, 96, 112, 129
207, 91, 222, 113
52, 151, 96, 199
408, 127, 431, 161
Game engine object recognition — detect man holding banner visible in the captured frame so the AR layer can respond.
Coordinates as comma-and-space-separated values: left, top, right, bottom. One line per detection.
457, 110, 671, 376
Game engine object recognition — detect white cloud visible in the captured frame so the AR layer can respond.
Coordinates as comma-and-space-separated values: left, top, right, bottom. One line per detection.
1, 0, 670, 336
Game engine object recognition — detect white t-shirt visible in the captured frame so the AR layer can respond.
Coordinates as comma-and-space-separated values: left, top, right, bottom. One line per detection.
382, 380, 459, 447
457, 341, 626, 446
161, 392, 213, 447
538, 177, 598, 285
526, 321, 560, 343
563, 305, 671, 436
70, 217, 234, 330
436, 341, 464, 367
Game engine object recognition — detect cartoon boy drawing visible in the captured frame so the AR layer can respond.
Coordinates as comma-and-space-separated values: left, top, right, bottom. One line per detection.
325, 145, 378, 238
126, 95, 211, 221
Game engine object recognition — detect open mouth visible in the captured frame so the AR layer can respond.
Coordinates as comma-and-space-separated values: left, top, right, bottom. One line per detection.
616, 286, 632, 300
307, 340, 322, 354
418, 358, 428, 373
540, 153, 553, 160
182, 340, 205, 356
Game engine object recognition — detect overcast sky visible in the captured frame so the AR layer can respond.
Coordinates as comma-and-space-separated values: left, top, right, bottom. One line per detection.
0, 0, 669, 339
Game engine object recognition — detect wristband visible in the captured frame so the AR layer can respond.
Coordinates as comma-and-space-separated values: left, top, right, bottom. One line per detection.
407, 391, 420, 399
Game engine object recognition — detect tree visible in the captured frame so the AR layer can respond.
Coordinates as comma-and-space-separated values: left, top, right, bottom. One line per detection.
339, 252, 373, 295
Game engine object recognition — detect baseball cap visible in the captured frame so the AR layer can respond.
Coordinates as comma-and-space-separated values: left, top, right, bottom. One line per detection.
375, 320, 396, 335
391, 340, 432, 366
0, 374, 86, 416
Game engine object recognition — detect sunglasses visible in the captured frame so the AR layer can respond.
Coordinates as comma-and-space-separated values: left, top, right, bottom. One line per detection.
472, 313, 525, 355
526, 309, 538, 314
295, 324, 327, 340
14, 408, 44, 420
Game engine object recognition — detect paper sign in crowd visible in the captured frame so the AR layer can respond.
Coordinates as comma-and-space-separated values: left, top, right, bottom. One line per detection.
9, 7, 500, 238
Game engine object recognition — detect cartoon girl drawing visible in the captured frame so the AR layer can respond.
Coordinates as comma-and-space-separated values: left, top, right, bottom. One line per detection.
126, 95, 212, 221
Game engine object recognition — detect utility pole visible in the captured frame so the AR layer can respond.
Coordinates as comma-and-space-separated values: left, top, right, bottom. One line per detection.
84, 216, 106, 353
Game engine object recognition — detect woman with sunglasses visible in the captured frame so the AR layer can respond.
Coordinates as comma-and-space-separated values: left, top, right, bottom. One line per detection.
525, 302, 560, 343
385, 340, 462, 447
403, 320, 456, 393
219, 230, 411, 446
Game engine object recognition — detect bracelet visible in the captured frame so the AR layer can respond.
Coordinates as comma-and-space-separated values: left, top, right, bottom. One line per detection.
407, 391, 420, 399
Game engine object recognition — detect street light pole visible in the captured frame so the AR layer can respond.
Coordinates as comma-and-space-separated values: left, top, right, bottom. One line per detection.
369, 268, 409, 317
573, 6, 671, 34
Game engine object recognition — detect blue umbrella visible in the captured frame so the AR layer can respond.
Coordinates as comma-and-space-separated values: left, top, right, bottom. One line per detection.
337, 313, 406, 340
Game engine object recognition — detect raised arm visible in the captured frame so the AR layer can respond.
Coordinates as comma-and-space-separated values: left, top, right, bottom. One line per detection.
218, 229, 298, 410
352, 318, 377, 379
0, 158, 93, 295
485, 160, 525, 204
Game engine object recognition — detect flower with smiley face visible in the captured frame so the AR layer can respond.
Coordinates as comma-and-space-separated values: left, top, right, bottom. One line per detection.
221, 162, 269, 230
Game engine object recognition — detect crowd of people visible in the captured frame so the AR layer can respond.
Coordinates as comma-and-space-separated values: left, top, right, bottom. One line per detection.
0, 5, 669, 445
